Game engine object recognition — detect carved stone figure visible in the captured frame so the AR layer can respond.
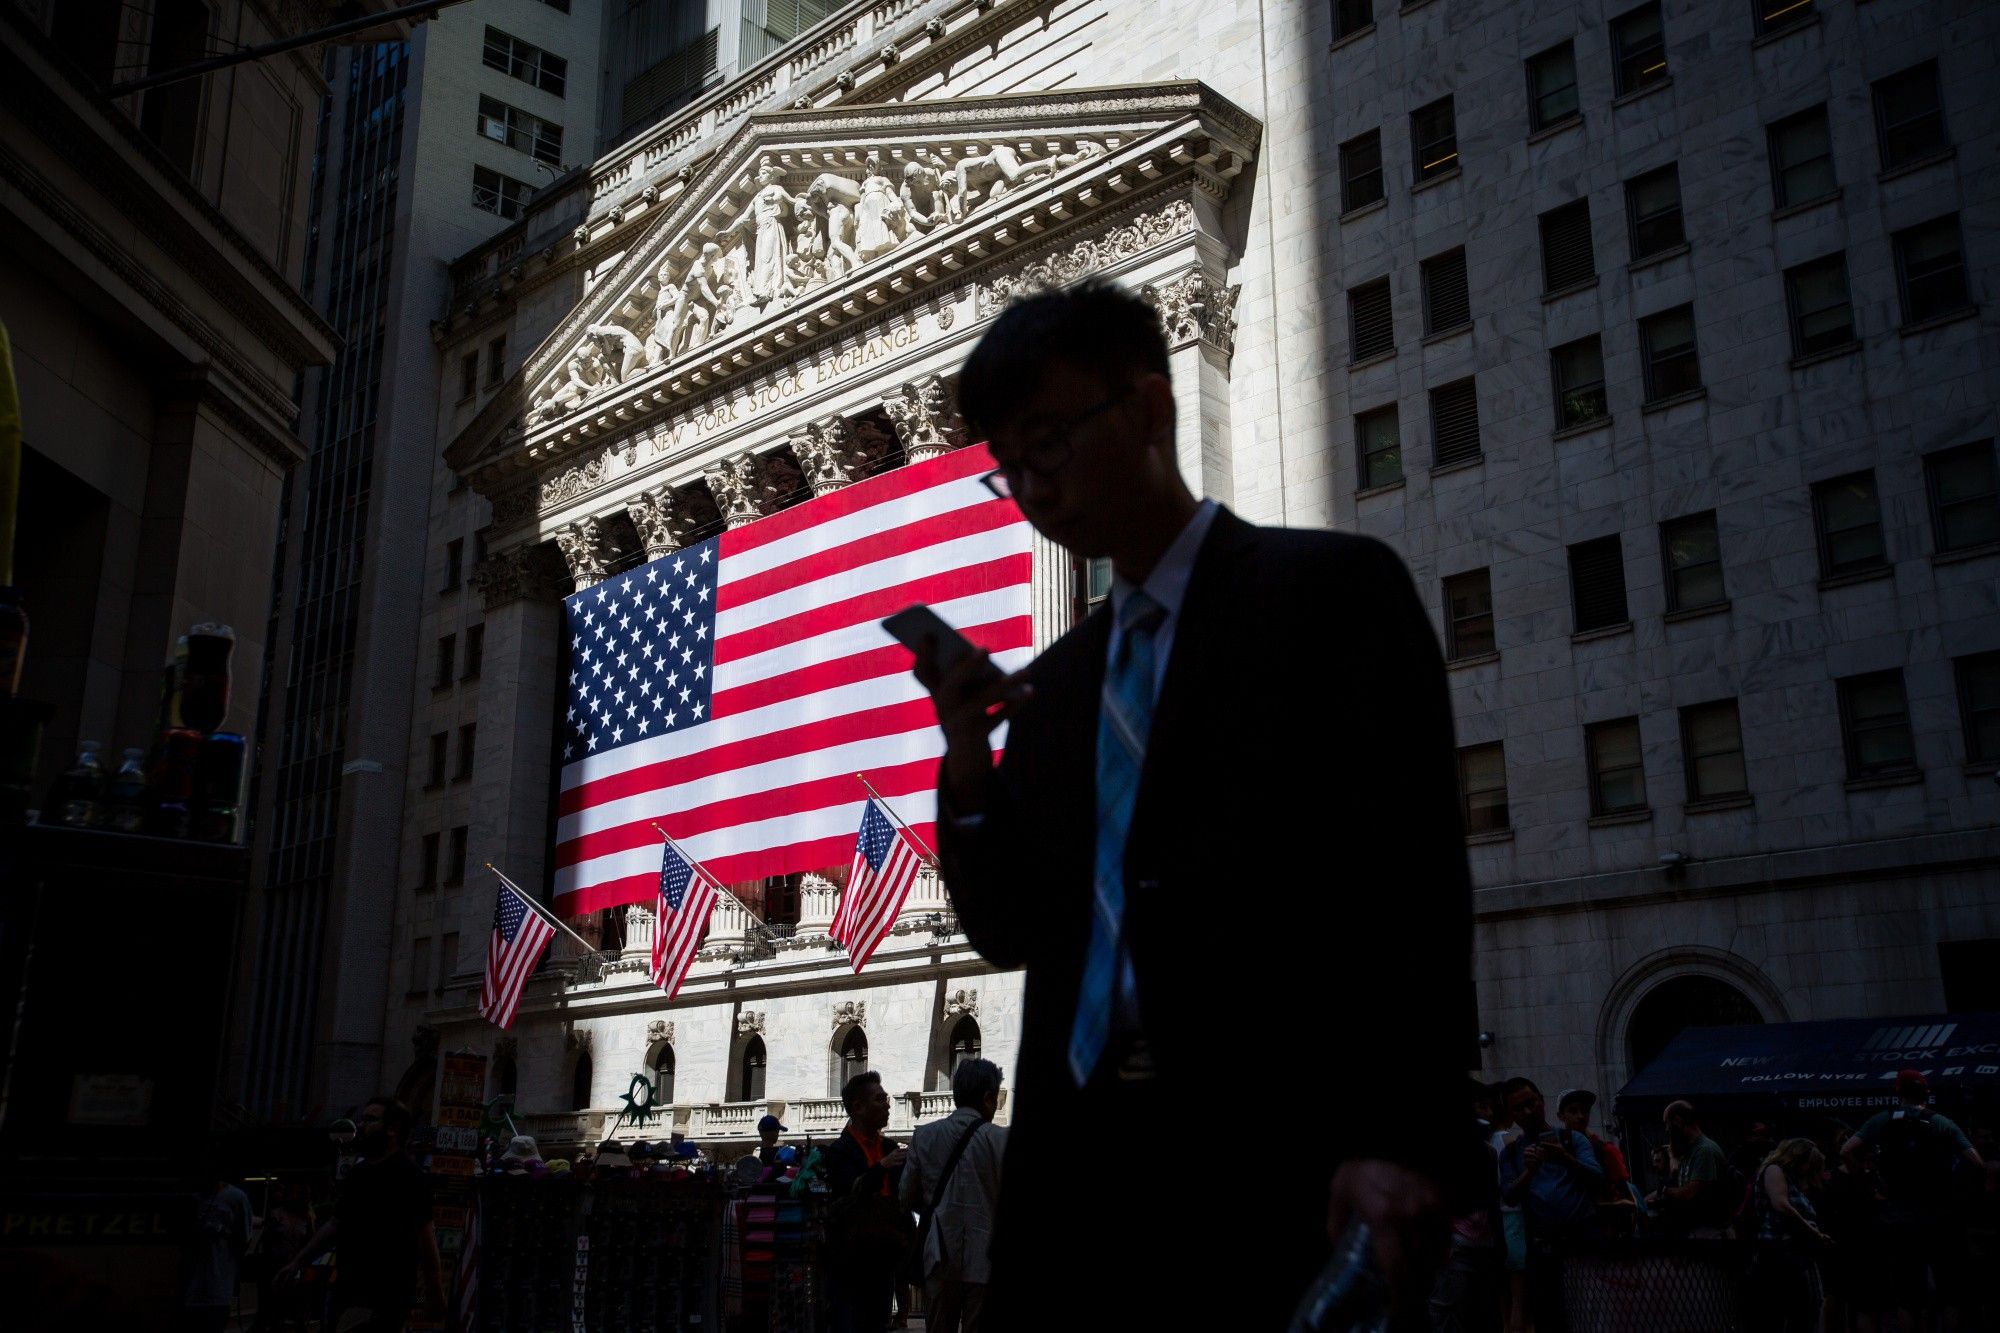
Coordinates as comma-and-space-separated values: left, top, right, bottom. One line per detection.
532, 342, 612, 422
585, 321, 647, 382
952, 140, 1107, 219
555, 515, 610, 589
806, 173, 864, 279
900, 148, 950, 233
670, 243, 733, 356
643, 261, 683, 365
852, 150, 907, 263
727, 159, 805, 311
788, 206, 827, 291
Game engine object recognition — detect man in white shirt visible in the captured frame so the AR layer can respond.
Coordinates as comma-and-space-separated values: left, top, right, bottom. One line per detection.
899, 1059, 1007, 1333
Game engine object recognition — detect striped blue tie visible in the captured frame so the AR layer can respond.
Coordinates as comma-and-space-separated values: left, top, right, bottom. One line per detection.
1069, 589, 1167, 1087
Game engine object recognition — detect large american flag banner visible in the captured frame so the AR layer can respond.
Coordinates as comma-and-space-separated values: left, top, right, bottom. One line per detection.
831, 797, 930, 973
552, 445, 1032, 916
651, 839, 721, 998
479, 880, 556, 1028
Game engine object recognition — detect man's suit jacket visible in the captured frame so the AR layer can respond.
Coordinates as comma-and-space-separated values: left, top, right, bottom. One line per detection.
899, 1107, 1006, 1284
938, 509, 1481, 1322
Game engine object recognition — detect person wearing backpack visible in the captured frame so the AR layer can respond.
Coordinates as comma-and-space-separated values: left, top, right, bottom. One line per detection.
1646, 1100, 1736, 1237
899, 1059, 1007, 1333
1843, 1069, 1986, 1327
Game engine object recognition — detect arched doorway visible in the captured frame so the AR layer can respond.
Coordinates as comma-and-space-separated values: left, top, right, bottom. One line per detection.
570, 1051, 594, 1111
834, 1025, 869, 1096
948, 1015, 982, 1076
493, 1053, 518, 1098
649, 1042, 676, 1103
1626, 973, 1764, 1078
739, 1034, 767, 1102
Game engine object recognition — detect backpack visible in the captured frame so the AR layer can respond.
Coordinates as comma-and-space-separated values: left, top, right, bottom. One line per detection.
1874, 1108, 1952, 1211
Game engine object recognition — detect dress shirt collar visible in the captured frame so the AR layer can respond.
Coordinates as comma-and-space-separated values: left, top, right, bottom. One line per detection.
1107, 498, 1219, 624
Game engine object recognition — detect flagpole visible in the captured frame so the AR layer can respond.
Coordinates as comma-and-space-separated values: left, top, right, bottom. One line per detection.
854, 773, 940, 866
486, 864, 603, 958
649, 822, 774, 932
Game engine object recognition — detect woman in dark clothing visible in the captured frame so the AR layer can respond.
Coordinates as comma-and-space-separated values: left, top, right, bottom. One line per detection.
1817, 1134, 1887, 1333
1745, 1137, 1832, 1333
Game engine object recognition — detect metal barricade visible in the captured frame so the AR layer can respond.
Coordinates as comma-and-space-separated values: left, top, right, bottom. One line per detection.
1558, 1239, 1748, 1332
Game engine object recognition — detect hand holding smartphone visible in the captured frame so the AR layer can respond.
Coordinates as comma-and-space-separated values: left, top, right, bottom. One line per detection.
881, 604, 997, 681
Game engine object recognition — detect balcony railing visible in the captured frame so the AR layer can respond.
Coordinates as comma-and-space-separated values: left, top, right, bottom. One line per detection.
579, 1090, 1005, 1146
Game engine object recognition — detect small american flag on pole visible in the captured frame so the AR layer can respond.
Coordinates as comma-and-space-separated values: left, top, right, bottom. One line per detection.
651, 838, 721, 999
831, 797, 929, 972
479, 879, 555, 1028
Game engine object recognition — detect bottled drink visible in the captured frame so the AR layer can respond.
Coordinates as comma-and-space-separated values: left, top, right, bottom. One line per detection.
103, 747, 148, 833
1289, 1221, 1395, 1333
147, 727, 201, 838
48, 740, 106, 828
194, 731, 247, 842
181, 623, 234, 734
0, 586, 25, 698
157, 635, 189, 733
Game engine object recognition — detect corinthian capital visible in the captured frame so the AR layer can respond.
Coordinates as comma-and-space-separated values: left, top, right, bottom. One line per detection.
703, 452, 784, 529
626, 485, 702, 559
883, 374, 961, 465
792, 416, 871, 496
554, 515, 612, 590
469, 544, 567, 609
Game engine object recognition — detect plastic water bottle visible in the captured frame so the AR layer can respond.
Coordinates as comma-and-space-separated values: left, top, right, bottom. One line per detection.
1289, 1220, 1394, 1333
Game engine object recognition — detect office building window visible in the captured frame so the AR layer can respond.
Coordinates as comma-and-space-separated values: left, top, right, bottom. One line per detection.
1924, 441, 2000, 554
439, 934, 458, 991
1625, 164, 1685, 260
434, 634, 457, 689
1569, 535, 1629, 632
1552, 336, 1608, 430
1785, 254, 1855, 356
1838, 671, 1916, 778
1811, 471, 1886, 577
472, 165, 535, 220
1443, 568, 1494, 660
1356, 405, 1402, 490
456, 724, 477, 781
1640, 305, 1702, 402
1074, 554, 1112, 622
446, 826, 469, 885
1334, 0, 1373, 39
1422, 249, 1470, 334
1893, 215, 1970, 326
1661, 511, 1725, 612
1768, 106, 1835, 208
1349, 277, 1394, 361
482, 26, 567, 96
486, 336, 506, 386
1956, 652, 2000, 765
1873, 61, 1947, 169
1341, 129, 1384, 213
1412, 97, 1458, 183
459, 352, 478, 402
1458, 743, 1510, 834
476, 94, 563, 165
409, 938, 431, 995
462, 623, 485, 680
1430, 378, 1482, 468
1587, 718, 1648, 815
1540, 201, 1596, 292
1612, 4, 1668, 96
444, 539, 463, 592
419, 832, 440, 890
1681, 701, 1748, 800
427, 733, 448, 788
1754, 0, 1814, 37
1527, 42, 1580, 131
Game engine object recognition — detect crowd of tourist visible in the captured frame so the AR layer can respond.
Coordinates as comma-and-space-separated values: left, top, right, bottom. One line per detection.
1438, 1067, 2000, 1333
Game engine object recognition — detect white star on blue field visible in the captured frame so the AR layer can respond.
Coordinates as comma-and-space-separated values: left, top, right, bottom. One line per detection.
560, 538, 718, 763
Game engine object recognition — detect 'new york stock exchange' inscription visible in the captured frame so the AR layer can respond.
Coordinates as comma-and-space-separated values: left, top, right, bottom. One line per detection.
645, 320, 923, 457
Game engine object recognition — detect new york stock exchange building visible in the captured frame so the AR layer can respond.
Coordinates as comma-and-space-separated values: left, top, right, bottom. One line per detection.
394, 0, 2000, 1157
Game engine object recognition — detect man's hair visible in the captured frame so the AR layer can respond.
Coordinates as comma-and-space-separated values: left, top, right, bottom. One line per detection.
1663, 1099, 1698, 1124
1501, 1076, 1540, 1101
956, 279, 1169, 439
840, 1070, 883, 1115
366, 1095, 414, 1140
951, 1058, 1003, 1109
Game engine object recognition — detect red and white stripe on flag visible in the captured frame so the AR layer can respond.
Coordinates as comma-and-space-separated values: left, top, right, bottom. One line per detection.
479, 881, 556, 1029
650, 840, 721, 1000
832, 797, 929, 972
552, 444, 1030, 916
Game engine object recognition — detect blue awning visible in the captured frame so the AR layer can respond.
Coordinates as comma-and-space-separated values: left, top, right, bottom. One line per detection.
1615, 1013, 2000, 1116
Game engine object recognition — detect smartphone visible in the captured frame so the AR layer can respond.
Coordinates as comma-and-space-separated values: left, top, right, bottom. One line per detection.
881, 604, 989, 676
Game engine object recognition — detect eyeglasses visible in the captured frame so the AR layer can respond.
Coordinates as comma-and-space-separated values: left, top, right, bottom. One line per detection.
980, 387, 1132, 500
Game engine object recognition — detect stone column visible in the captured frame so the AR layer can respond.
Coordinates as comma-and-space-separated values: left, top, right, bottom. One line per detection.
798, 872, 839, 936
1143, 269, 1239, 507
791, 417, 870, 497
461, 543, 568, 944
1029, 529, 1074, 651
625, 484, 701, 561
703, 451, 786, 528
882, 374, 961, 464
553, 515, 612, 591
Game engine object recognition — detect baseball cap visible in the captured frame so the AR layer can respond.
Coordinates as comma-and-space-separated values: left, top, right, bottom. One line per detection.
757, 1114, 787, 1132
1896, 1068, 1929, 1097
1556, 1088, 1596, 1113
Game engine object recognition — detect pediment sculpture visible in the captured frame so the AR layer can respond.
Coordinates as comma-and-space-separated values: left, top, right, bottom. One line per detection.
526, 139, 1111, 427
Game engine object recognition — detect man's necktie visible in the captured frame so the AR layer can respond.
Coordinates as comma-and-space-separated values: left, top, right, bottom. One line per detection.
1069, 589, 1167, 1087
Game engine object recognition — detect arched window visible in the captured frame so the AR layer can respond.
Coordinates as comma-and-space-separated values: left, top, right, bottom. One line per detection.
739, 1034, 767, 1102
949, 1015, 982, 1074
1626, 974, 1762, 1077
570, 1051, 594, 1111
652, 1043, 676, 1104
836, 1025, 869, 1095
493, 1053, 518, 1097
